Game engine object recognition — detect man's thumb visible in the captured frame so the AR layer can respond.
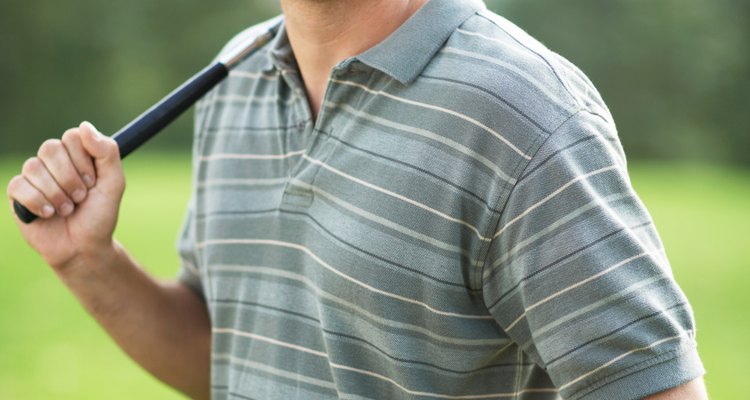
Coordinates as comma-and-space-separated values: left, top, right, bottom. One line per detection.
79, 121, 120, 164
78, 121, 123, 192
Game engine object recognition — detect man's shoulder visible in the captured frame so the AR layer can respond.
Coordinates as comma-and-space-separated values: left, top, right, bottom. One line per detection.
425, 9, 612, 133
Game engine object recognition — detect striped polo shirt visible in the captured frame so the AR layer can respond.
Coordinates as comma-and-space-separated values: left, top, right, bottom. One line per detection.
177, 0, 704, 398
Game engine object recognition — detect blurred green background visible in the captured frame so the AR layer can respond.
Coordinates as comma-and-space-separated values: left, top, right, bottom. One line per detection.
0, 0, 747, 398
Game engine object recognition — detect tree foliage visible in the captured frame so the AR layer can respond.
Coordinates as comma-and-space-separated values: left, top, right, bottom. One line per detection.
490, 0, 750, 164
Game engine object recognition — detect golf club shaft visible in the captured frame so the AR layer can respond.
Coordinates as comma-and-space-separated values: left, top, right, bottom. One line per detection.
13, 22, 280, 224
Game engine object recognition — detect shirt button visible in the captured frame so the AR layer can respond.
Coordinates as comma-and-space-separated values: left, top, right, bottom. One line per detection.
297, 120, 306, 132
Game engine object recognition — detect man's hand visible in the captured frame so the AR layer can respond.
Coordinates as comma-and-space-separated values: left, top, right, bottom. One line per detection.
7, 121, 124, 270
6, 121, 210, 398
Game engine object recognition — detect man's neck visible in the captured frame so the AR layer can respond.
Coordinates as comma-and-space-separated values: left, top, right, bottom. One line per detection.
280, 0, 428, 120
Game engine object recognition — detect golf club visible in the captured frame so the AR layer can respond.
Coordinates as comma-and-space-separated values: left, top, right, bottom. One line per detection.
13, 20, 281, 224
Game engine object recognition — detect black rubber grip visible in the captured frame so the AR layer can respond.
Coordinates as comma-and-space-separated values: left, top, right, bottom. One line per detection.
13, 62, 229, 224
13, 199, 39, 223
113, 63, 228, 158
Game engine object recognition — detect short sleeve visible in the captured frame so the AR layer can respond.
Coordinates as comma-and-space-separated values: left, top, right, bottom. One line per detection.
176, 198, 204, 300
481, 111, 704, 399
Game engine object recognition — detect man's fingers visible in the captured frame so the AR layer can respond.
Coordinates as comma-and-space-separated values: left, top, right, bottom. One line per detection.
62, 128, 96, 189
7, 175, 56, 219
22, 157, 74, 217
37, 138, 88, 204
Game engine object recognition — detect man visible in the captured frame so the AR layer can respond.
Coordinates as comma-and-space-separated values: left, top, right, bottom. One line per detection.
7, 0, 708, 398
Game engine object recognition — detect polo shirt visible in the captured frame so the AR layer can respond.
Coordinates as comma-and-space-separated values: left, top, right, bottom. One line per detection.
177, 0, 704, 398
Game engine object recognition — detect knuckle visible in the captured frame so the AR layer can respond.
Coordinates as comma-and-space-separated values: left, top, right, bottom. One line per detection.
22, 157, 42, 175
38, 139, 63, 158
61, 128, 80, 144
6, 175, 23, 196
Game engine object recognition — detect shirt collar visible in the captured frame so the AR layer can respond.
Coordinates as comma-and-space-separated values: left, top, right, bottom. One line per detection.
357, 0, 485, 84
267, 0, 485, 84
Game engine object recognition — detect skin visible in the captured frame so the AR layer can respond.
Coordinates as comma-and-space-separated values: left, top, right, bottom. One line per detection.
6, 2, 708, 399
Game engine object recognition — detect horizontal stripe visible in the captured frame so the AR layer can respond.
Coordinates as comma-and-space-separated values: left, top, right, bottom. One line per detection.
547, 301, 688, 366
327, 101, 516, 184
488, 191, 634, 271
493, 165, 620, 239
197, 177, 288, 188
296, 179, 477, 260
214, 297, 519, 374
331, 78, 533, 160
318, 129, 499, 212
303, 154, 492, 242
210, 265, 506, 346
278, 208, 473, 288
436, 47, 571, 118
198, 239, 490, 319
505, 250, 657, 331
199, 149, 305, 162
213, 353, 337, 390
331, 361, 558, 399
528, 275, 667, 341
214, 328, 328, 357
558, 334, 687, 390
228, 70, 278, 80
485, 220, 653, 309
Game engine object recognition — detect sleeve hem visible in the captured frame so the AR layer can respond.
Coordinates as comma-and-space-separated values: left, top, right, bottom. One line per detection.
568, 344, 704, 400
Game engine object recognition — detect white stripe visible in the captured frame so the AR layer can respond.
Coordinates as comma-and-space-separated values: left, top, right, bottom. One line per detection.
213, 328, 328, 357
211, 94, 293, 105
331, 362, 558, 400
228, 70, 278, 80
213, 353, 337, 390
294, 179, 477, 260
488, 191, 632, 272
440, 46, 572, 111
493, 165, 620, 239
303, 155, 492, 242
198, 240, 491, 320
197, 177, 288, 188
505, 250, 656, 330
200, 149, 305, 162
331, 79, 532, 160
530, 275, 666, 340
215, 351, 557, 399
559, 334, 686, 390
211, 265, 506, 346
327, 101, 515, 184
454, 28, 628, 170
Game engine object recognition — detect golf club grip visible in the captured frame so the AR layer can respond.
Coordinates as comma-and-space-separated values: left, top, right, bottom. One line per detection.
114, 62, 228, 158
13, 62, 229, 224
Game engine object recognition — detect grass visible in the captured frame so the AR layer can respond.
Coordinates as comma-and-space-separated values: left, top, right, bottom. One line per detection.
0, 154, 746, 399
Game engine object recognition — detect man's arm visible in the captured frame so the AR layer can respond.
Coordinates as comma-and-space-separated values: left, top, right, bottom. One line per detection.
57, 243, 211, 399
645, 377, 708, 400
7, 122, 210, 399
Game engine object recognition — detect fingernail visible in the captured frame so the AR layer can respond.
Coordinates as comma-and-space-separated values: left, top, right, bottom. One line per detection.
42, 205, 55, 217
60, 202, 74, 217
82, 174, 94, 188
72, 189, 86, 203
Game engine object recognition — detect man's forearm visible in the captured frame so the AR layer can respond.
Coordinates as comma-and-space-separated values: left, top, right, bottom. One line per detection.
56, 241, 210, 400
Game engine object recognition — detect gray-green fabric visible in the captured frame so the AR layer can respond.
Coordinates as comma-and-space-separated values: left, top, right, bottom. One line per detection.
177, 0, 704, 398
